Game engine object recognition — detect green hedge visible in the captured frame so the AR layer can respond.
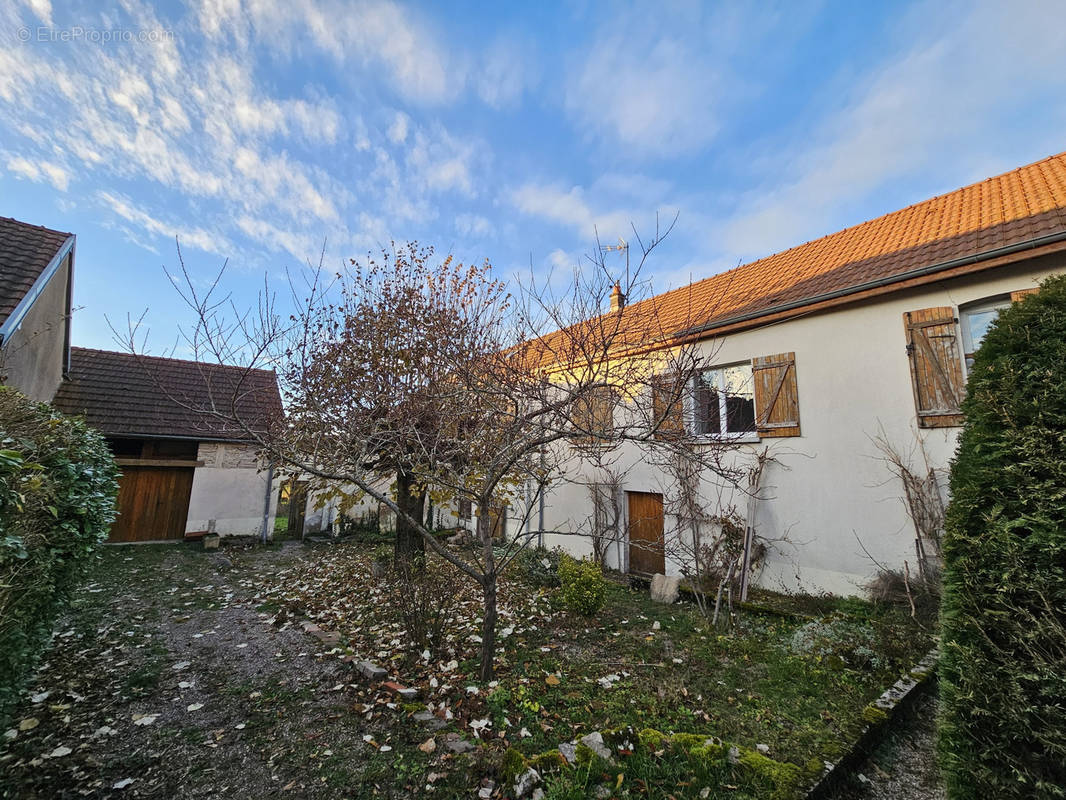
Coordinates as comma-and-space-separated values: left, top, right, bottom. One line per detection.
0, 387, 119, 719
938, 277, 1066, 798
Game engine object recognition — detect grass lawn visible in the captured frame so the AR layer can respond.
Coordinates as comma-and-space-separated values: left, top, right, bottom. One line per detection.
0, 540, 933, 800
253, 542, 936, 799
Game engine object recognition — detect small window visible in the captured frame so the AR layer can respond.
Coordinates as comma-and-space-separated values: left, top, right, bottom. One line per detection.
960, 298, 1010, 371
458, 498, 472, 520
694, 363, 756, 437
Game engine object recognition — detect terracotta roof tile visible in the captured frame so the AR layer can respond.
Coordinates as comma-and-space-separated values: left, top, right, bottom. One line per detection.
0, 216, 72, 327
528, 151, 1066, 367
638, 150, 1066, 339
52, 348, 283, 442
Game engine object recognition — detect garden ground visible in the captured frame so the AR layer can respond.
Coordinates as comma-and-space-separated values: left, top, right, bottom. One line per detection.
0, 540, 938, 799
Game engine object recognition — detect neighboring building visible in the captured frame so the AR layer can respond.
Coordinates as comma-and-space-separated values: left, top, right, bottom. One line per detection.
52, 347, 283, 543
0, 216, 75, 402
526, 151, 1066, 595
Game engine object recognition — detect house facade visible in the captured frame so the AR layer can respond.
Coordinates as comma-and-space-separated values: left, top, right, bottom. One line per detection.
519, 152, 1066, 595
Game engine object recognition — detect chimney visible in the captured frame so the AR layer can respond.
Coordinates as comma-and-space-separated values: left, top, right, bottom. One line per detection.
610, 282, 625, 313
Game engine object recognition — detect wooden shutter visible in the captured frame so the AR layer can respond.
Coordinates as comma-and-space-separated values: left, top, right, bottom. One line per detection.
652, 374, 685, 440
904, 307, 965, 428
1011, 287, 1039, 302
572, 386, 614, 444
752, 352, 800, 438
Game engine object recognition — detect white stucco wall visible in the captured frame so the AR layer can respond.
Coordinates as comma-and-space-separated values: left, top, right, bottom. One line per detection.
537, 255, 1063, 595
186, 442, 278, 538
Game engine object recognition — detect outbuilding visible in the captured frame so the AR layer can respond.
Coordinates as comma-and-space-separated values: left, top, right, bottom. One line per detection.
53, 347, 283, 543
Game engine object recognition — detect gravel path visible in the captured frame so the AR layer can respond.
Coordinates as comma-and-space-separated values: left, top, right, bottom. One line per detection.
825, 689, 946, 800
0, 541, 378, 799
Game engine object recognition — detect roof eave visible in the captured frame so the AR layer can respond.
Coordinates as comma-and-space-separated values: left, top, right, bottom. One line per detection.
674, 228, 1066, 340
0, 233, 76, 346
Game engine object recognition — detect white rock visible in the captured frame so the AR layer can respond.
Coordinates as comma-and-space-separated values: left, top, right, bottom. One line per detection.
580, 732, 612, 762
756, 743, 770, 754
649, 574, 681, 604
514, 767, 541, 798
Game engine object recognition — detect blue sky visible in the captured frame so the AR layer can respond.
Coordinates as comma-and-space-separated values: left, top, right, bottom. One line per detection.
1, 0, 1065, 355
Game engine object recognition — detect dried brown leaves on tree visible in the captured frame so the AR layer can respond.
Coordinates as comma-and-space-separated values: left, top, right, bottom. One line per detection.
127, 221, 748, 679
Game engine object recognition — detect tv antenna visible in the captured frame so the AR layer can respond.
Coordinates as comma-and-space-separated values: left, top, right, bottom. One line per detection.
599, 237, 629, 284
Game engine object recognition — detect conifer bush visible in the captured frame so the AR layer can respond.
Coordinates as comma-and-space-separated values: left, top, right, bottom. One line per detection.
0, 388, 119, 719
938, 276, 1066, 799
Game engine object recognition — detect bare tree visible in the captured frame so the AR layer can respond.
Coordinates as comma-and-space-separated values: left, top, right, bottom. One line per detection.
125, 223, 745, 680
870, 424, 946, 583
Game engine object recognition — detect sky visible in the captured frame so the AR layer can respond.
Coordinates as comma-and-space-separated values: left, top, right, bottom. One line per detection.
1, 0, 1065, 355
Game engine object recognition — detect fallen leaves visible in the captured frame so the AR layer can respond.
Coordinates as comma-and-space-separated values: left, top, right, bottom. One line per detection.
18, 718, 38, 731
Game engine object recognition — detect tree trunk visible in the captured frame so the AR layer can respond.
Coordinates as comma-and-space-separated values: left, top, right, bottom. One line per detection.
478, 511, 498, 682
394, 468, 425, 562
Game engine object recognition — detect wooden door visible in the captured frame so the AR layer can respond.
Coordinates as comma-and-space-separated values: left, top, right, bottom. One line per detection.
487, 504, 507, 541
627, 491, 665, 575
110, 466, 194, 543
286, 481, 308, 537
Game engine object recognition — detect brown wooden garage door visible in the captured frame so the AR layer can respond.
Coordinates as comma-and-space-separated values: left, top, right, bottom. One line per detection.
110, 465, 194, 543
627, 491, 665, 575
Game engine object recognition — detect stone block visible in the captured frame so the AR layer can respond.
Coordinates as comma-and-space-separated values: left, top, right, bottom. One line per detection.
356, 661, 387, 681
650, 574, 680, 604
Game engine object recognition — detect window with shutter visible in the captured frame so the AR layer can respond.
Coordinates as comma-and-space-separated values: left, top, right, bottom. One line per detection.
904, 307, 965, 428
695, 363, 757, 436
571, 385, 616, 444
751, 352, 801, 438
651, 374, 685, 440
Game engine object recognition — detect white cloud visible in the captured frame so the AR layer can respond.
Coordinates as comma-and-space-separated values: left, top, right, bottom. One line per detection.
566, 33, 720, 156
5, 155, 69, 190
455, 213, 494, 238
21, 0, 52, 25
476, 35, 535, 108
387, 111, 410, 145
98, 191, 229, 255
509, 179, 665, 243
717, 0, 1066, 260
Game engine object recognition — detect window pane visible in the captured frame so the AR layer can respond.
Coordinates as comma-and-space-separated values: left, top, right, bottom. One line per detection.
964, 308, 1000, 353
725, 394, 755, 433
695, 375, 720, 435
720, 364, 755, 434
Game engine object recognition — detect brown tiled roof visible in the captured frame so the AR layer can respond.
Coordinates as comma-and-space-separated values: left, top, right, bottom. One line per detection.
0, 216, 73, 327
52, 348, 283, 442
533, 150, 1066, 366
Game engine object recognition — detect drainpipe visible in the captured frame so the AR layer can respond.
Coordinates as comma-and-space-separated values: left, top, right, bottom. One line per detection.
537, 450, 546, 548
260, 461, 274, 544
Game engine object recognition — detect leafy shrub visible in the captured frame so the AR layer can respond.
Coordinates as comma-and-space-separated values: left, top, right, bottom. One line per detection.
557, 554, 607, 616
0, 388, 119, 719
938, 277, 1066, 799
511, 545, 562, 588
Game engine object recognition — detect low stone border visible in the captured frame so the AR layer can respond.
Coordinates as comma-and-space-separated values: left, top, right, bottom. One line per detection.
804, 647, 939, 799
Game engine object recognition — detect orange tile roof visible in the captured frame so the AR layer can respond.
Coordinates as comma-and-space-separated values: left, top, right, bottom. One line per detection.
527, 150, 1066, 369
640, 150, 1066, 339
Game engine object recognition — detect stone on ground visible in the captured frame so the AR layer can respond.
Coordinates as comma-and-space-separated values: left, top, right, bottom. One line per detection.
650, 574, 681, 604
